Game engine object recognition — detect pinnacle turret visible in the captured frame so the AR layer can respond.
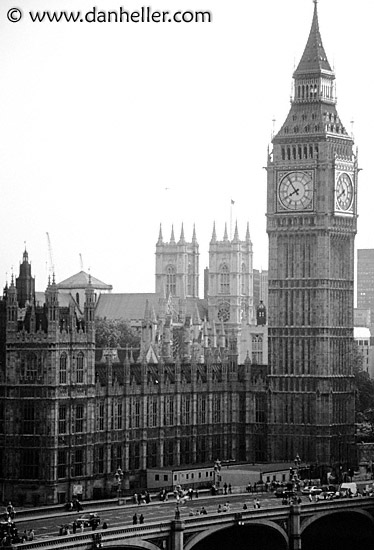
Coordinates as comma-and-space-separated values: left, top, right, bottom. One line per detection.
157, 224, 163, 245
170, 225, 175, 244
223, 223, 228, 242
233, 221, 239, 242
245, 222, 251, 242
178, 223, 185, 244
192, 224, 197, 244
210, 222, 217, 244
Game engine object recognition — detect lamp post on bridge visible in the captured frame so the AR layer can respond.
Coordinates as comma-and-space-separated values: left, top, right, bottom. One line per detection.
214, 459, 222, 493
115, 467, 123, 504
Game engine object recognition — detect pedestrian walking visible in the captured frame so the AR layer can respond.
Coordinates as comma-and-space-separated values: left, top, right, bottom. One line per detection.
308, 493, 313, 502
133, 513, 138, 525
223, 482, 228, 495
139, 514, 144, 524
228, 483, 232, 494
6, 502, 15, 520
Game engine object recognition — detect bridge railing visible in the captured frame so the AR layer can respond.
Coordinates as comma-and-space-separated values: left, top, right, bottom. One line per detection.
11, 496, 374, 550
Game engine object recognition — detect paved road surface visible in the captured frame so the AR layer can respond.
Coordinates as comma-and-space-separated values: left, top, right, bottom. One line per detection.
13, 491, 302, 541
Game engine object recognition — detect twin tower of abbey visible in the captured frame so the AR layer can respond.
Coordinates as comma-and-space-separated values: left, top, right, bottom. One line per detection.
0, 2, 357, 504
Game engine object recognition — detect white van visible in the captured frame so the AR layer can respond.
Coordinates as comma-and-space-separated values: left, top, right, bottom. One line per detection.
338, 482, 358, 497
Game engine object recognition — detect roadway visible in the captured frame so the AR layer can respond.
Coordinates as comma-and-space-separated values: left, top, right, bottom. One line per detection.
12, 490, 292, 541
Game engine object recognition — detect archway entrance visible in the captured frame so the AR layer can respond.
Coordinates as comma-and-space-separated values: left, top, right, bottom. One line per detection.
302, 511, 374, 550
191, 524, 287, 550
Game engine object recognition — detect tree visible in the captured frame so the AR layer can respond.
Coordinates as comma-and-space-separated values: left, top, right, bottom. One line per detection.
95, 318, 140, 349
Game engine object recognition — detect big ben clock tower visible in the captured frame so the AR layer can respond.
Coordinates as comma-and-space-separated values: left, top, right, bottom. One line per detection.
267, 1, 357, 468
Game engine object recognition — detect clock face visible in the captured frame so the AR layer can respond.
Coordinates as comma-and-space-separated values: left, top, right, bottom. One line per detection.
336, 173, 354, 211
278, 171, 314, 211
217, 302, 230, 322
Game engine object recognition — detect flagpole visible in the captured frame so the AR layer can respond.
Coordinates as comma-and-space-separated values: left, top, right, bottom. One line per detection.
230, 201, 232, 239
230, 199, 235, 239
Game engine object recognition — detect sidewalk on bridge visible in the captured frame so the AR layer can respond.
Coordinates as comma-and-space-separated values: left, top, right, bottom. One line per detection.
12, 486, 262, 523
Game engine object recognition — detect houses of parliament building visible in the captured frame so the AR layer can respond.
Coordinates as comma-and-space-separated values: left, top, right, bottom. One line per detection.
0, 2, 357, 505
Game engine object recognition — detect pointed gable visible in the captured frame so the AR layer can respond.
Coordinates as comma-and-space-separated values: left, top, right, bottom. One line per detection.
58, 270, 112, 290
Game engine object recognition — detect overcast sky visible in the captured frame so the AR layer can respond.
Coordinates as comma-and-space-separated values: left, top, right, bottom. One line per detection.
0, 0, 373, 296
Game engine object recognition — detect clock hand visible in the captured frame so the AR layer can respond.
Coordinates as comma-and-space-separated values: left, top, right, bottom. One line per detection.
338, 189, 346, 199
288, 180, 298, 193
288, 188, 300, 198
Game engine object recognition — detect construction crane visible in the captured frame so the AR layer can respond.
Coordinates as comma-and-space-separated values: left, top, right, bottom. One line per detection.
79, 253, 84, 271
46, 232, 55, 278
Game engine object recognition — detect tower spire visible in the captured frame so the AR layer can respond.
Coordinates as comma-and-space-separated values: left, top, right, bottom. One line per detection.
233, 220, 239, 242
223, 223, 228, 242
157, 223, 163, 245
170, 225, 175, 244
210, 222, 217, 244
178, 223, 185, 244
192, 224, 197, 244
294, 0, 332, 77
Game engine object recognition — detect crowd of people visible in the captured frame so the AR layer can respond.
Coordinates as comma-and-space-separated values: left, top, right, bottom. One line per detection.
133, 491, 151, 505
0, 502, 36, 547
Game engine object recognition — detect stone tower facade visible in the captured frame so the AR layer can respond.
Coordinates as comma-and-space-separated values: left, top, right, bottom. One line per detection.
155, 224, 199, 299
208, 222, 254, 331
0, 252, 96, 504
16, 249, 35, 308
267, 2, 357, 468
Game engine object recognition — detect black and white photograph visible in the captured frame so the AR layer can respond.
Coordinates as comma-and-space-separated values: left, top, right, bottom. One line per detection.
1, 1, 374, 549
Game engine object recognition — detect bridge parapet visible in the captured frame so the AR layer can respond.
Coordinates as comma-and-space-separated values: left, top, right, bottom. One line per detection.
10, 497, 374, 550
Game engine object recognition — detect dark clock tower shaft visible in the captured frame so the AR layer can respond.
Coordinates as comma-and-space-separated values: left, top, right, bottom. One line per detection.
266, 2, 357, 467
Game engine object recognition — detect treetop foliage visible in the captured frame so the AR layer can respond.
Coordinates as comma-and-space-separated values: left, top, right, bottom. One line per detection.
95, 318, 140, 349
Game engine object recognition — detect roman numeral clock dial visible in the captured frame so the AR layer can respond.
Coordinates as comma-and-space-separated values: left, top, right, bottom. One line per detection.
278, 171, 314, 211
335, 172, 354, 213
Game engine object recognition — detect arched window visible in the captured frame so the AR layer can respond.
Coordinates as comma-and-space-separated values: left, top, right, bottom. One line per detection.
187, 263, 193, 296
76, 292, 80, 305
26, 353, 37, 380
241, 263, 246, 294
220, 264, 230, 294
59, 353, 67, 384
76, 352, 84, 384
166, 265, 176, 296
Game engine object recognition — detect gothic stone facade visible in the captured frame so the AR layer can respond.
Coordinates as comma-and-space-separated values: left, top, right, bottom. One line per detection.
0, 253, 267, 505
266, 3, 357, 465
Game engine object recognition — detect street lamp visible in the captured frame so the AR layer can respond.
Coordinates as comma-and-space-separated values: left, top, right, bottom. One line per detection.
115, 467, 123, 503
214, 459, 222, 492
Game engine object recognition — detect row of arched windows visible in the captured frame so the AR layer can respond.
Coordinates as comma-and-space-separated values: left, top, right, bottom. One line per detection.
59, 352, 85, 384
281, 144, 319, 161
165, 263, 249, 296
164, 264, 197, 297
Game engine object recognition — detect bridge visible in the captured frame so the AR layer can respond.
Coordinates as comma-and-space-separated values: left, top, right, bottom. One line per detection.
13, 497, 374, 550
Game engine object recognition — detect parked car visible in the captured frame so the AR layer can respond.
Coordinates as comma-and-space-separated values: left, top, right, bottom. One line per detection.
316, 485, 337, 500
301, 485, 322, 496
76, 513, 100, 528
274, 487, 287, 498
